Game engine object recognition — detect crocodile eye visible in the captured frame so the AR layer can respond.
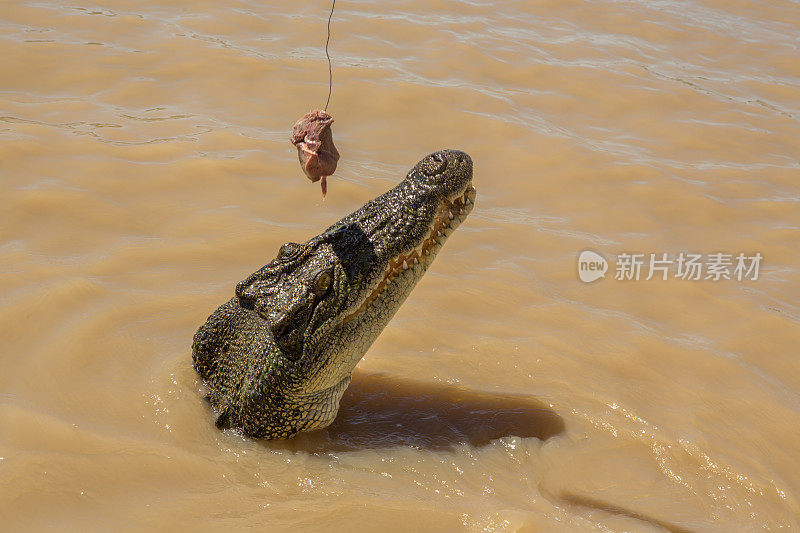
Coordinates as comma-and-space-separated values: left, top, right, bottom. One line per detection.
278, 242, 303, 261
311, 269, 333, 297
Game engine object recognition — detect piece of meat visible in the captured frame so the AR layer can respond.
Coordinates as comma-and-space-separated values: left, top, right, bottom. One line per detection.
290, 109, 340, 197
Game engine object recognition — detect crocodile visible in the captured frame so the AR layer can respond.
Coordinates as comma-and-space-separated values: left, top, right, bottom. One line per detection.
192, 149, 475, 439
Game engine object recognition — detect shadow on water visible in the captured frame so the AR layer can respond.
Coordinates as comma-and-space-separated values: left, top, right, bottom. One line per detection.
266, 371, 565, 453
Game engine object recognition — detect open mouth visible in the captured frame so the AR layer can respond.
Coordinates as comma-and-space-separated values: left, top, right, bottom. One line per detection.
343, 182, 476, 323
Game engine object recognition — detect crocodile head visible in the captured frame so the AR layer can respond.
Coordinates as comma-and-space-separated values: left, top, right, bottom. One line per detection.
192, 149, 475, 439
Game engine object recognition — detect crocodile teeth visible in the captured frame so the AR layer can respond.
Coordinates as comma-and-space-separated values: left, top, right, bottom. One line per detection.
346, 181, 474, 324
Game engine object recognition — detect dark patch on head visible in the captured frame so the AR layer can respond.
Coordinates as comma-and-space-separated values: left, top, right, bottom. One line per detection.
325, 223, 378, 281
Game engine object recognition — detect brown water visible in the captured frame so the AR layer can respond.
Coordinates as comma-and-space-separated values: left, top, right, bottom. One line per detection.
2, 0, 799, 530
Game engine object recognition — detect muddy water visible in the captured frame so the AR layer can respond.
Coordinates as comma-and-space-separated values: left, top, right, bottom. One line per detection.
2, 0, 799, 530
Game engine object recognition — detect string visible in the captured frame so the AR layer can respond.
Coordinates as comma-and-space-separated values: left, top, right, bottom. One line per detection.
324, 0, 335, 111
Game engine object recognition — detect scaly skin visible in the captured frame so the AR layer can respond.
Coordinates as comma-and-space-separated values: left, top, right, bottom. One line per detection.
192, 149, 475, 439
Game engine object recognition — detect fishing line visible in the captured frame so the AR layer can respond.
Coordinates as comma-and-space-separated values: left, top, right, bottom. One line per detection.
324, 0, 335, 111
